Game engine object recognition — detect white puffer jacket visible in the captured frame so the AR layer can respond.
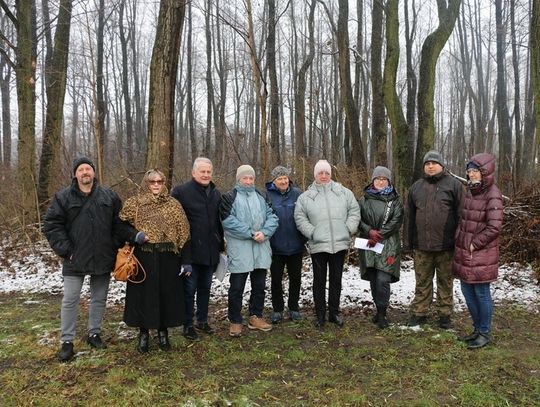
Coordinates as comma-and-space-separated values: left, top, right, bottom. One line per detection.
294, 180, 360, 254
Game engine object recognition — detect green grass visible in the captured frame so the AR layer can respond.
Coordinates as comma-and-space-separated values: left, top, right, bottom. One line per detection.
1, 292, 539, 406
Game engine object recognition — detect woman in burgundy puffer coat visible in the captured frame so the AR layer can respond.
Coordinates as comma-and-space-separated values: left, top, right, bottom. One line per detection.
453, 153, 503, 349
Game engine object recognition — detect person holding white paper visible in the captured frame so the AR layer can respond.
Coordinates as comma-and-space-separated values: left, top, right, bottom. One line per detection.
357, 166, 403, 328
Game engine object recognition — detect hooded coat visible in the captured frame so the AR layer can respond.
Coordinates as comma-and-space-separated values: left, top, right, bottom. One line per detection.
452, 153, 504, 283
294, 180, 360, 254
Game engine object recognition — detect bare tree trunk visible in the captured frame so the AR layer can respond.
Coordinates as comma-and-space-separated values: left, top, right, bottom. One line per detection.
523, 7, 536, 179
37, 0, 72, 208
13, 0, 38, 220
204, 0, 214, 159
186, 1, 197, 162
118, 0, 134, 164
510, 0, 522, 184
531, 0, 540, 174
403, 0, 417, 186
370, 0, 387, 167
214, 0, 228, 169
95, 0, 106, 181
267, 0, 280, 167
294, 0, 316, 160
383, 0, 410, 191
0, 21, 12, 168
129, 0, 145, 156
414, 0, 461, 179
336, 0, 366, 168
146, 0, 186, 185
245, 0, 269, 178
495, 0, 512, 191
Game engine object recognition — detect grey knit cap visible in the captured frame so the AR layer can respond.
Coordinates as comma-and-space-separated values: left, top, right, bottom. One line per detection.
423, 150, 444, 167
271, 166, 291, 180
371, 166, 392, 183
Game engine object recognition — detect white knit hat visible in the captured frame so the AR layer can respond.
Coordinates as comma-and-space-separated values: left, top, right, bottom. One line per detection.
313, 160, 331, 177
236, 164, 256, 181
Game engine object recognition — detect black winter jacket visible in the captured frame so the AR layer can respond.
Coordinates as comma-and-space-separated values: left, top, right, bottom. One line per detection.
43, 180, 137, 276
171, 180, 224, 266
404, 171, 464, 252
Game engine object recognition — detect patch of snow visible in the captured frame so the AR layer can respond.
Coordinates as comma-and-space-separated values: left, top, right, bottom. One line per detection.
1, 241, 538, 313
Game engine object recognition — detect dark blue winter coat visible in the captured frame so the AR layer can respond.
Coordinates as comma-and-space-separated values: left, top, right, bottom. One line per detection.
265, 181, 306, 256
171, 179, 224, 266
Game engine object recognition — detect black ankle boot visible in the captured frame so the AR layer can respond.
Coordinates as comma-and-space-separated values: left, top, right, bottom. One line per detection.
137, 328, 149, 353
376, 307, 389, 329
157, 329, 171, 351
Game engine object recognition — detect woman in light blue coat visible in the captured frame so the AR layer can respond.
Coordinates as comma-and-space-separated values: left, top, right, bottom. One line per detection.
294, 160, 360, 328
220, 165, 279, 337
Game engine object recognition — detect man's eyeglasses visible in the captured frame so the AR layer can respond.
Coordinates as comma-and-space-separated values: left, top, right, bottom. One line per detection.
148, 179, 164, 185
374, 177, 389, 182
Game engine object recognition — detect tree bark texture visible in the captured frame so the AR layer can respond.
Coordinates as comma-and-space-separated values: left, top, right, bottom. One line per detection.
495, 0, 512, 189
383, 0, 410, 191
414, 0, 461, 179
15, 0, 38, 219
370, 0, 387, 167
146, 0, 186, 185
337, 0, 366, 169
532, 0, 540, 174
37, 0, 72, 208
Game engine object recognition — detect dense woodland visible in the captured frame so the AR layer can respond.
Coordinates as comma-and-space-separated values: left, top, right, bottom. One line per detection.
0, 0, 540, 226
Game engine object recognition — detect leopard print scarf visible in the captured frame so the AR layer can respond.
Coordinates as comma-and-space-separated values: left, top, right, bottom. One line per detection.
120, 187, 190, 253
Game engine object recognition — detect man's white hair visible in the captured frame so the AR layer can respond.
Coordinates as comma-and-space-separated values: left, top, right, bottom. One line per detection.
192, 157, 213, 171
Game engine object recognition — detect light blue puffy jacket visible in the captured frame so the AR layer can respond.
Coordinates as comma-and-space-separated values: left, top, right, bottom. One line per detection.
220, 184, 279, 273
294, 180, 360, 254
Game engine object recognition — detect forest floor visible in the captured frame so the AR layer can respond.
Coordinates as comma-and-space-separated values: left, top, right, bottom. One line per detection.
1, 237, 540, 405
1, 291, 539, 406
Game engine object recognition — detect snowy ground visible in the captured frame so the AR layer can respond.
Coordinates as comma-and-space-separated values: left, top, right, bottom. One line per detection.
1, 239, 539, 313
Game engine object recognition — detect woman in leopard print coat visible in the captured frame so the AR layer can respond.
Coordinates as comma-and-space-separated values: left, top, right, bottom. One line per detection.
120, 169, 190, 353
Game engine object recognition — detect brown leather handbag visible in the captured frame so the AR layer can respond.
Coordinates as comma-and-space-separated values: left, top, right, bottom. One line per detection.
113, 244, 146, 283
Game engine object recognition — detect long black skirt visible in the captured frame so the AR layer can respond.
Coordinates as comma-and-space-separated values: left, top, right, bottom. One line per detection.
123, 246, 185, 329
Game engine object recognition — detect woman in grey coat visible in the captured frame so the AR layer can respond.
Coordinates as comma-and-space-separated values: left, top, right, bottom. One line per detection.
294, 160, 360, 328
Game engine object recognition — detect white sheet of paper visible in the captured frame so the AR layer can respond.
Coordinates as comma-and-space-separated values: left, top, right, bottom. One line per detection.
354, 237, 384, 254
215, 253, 229, 282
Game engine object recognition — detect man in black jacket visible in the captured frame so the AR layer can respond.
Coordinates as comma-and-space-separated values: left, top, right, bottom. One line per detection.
172, 157, 224, 341
404, 150, 463, 329
43, 157, 141, 362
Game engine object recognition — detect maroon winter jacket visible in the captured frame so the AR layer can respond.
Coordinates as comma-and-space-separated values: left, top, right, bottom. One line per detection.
453, 153, 504, 283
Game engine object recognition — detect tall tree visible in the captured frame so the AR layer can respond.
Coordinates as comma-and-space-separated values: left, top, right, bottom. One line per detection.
532, 0, 540, 173
267, 0, 280, 167
95, 0, 106, 181
336, 0, 366, 168
118, 0, 134, 164
0, 12, 13, 168
4, 0, 38, 220
37, 0, 73, 208
414, 0, 461, 179
495, 0, 512, 189
370, 0, 387, 167
294, 0, 316, 160
245, 0, 269, 178
383, 0, 410, 191
146, 0, 187, 184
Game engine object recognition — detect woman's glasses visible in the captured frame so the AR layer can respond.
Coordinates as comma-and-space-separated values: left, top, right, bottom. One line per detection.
148, 179, 164, 185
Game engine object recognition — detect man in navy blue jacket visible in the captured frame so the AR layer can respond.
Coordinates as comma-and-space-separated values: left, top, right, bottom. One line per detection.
265, 166, 307, 323
171, 157, 224, 341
